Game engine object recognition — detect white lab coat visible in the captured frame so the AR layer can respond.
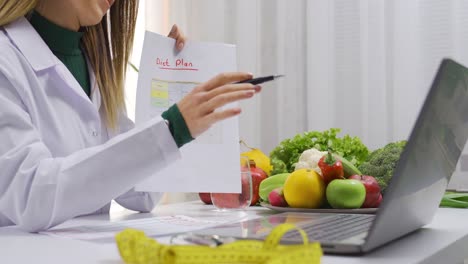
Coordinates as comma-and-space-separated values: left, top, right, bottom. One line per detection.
0, 17, 181, 232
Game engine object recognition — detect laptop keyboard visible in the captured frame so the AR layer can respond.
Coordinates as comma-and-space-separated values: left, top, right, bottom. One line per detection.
280, 214, 375, 242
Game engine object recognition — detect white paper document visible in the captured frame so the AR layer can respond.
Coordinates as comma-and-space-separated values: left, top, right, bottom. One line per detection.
41, 215, 223, 242
135, 31, 241, 193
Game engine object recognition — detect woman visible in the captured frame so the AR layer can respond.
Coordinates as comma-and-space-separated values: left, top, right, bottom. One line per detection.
0, 0, 260, 232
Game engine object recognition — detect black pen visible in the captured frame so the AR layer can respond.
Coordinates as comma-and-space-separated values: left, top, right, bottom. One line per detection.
236, 75, 285, 85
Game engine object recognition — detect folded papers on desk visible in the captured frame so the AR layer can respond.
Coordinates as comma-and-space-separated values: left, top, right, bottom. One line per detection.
41, 215, 225, 242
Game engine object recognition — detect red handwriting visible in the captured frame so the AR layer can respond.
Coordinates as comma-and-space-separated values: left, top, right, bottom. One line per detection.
156, 58, 170, 67
156, 57, 198, 71
176, 59, 193, 68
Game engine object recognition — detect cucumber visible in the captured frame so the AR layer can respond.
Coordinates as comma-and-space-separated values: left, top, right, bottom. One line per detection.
332, 153, 362, 177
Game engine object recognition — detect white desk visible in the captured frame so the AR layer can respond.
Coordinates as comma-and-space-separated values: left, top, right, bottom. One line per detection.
1, 201, 468, 264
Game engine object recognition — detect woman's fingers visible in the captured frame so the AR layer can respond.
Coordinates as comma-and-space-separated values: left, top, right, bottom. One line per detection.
167, 24, 186, 51
197, 72, 253, 92
193, 107, 243, 137
177, 88, 254, 138
200, 88, 257, 115
203, 83, 260, 102
177, 72, 260, 138
205, 107, 243, 124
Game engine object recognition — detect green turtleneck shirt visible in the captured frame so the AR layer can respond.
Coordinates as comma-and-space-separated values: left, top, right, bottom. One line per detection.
30, 11, 90, 96
29, 11, 193, 147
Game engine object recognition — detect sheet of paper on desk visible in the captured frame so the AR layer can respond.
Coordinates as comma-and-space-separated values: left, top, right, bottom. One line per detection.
41, 215, 223, 242
134, 31, 241, 193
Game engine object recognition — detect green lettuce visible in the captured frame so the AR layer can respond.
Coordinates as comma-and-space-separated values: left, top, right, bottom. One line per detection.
269, 128, 369, 173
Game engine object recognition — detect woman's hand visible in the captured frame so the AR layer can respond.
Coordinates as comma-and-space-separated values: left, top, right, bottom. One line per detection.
167, 24, 186, 51
177, 72, 261, 138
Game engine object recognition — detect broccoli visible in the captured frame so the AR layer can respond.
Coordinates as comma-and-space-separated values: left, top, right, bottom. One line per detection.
358, 140, 407, 192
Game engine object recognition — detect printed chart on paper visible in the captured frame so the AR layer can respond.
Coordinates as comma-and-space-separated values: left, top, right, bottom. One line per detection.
149, 78, 221, 144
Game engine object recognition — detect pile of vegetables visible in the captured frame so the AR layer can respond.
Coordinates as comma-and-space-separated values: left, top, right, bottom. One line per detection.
269, 128, 369, 174
206, 127, 458, 209
261, 129, 407, 206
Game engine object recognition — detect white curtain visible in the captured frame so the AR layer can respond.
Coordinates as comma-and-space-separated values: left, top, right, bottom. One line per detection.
126, 0, 468, 202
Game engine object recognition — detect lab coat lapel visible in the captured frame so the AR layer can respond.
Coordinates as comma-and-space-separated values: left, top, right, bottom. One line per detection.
4, 17, 96, 111
2, 17, 59, 71
88, 60, 102, 111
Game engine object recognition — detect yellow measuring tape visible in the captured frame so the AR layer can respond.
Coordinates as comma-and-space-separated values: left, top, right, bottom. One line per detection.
116, 223, 322, 264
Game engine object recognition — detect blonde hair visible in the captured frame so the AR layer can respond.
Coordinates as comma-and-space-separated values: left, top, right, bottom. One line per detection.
0, 0, 138, 129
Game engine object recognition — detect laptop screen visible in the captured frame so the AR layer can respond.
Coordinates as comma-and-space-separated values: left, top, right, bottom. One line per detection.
364, 58, 468, 251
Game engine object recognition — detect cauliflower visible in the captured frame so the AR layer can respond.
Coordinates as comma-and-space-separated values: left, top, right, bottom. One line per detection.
294, 148, 327, 175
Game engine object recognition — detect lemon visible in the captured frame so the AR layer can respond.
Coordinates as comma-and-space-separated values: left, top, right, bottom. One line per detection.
283, 169, 325, 208
241, 148, 273, 176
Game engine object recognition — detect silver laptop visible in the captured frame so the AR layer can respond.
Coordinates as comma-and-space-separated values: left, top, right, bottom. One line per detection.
194, 58, 468, 254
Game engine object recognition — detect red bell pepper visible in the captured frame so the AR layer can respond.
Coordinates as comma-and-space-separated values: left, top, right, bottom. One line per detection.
318, 151, 344, 185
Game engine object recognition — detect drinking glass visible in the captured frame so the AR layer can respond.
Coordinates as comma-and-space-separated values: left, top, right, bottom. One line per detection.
211, 156, 253, 211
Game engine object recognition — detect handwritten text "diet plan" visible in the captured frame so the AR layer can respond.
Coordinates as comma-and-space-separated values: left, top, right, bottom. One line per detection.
156, 58, 198, 71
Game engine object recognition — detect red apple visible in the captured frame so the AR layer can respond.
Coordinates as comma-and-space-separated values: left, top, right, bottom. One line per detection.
198, 192, 212, 204
373, 193, 383, 207
348, 175, 382, 208
249, 160, 268, 205
268, 187, 288, 207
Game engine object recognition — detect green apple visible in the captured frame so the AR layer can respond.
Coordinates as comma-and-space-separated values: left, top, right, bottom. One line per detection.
326, 179, 366, 209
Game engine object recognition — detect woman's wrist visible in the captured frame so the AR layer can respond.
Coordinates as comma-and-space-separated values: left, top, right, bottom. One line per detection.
161, 104, 194, 148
